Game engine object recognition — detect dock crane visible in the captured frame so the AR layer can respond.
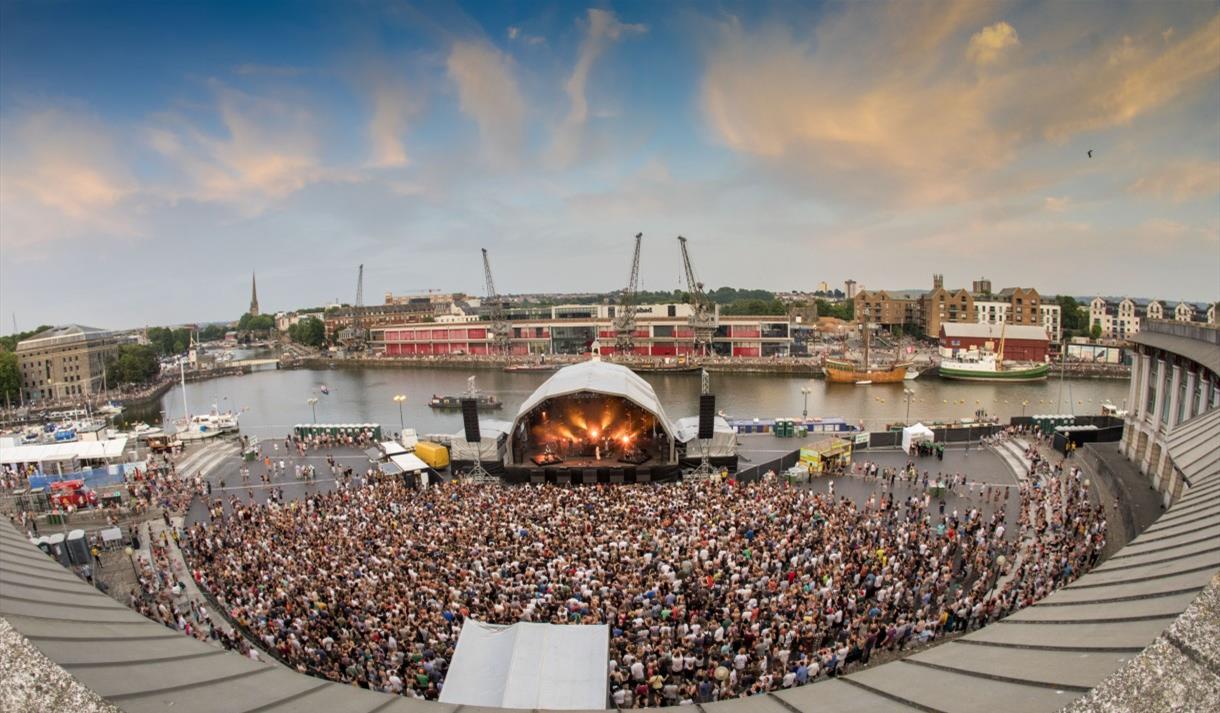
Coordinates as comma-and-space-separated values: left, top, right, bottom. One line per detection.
481, 248, 511, 354
677, 236, 718, 355
337, 264, 367, 350
614, 233, 643, 354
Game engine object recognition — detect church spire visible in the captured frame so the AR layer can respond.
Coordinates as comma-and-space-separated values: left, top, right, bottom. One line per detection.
249, 272, 260, 316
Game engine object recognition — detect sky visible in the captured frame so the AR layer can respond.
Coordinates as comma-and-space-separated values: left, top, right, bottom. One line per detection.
0, 0, 1218, 330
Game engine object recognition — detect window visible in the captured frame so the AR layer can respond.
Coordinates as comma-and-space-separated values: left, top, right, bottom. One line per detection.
1177, 373, 1187, 424
1160, 364, 1172, 426
1146, 359, 1158, 416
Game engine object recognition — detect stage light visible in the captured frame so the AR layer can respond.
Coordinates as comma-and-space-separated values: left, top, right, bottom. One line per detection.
621, 435, 630, 444
590, 429, 600, 439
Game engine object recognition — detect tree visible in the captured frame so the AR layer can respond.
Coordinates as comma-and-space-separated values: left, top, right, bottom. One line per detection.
146, 326, 191, 356
1054, 295, 1087, 333
287, 317, 325, 347
0, 350, 20, 404
237, 313, 275, 332
199, 324, 227, 342
1090, 323, 1102, 340
815, 299, 854, 321
105, 344, 160, 386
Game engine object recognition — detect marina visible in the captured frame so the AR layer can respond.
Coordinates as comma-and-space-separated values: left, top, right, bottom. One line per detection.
145, 364, 1127, 439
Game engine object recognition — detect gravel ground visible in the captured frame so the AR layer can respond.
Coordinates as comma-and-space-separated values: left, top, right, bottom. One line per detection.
0, 617, 121, 713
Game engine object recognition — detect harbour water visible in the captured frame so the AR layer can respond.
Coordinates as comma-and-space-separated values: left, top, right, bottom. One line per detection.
147, 366, 1129, 439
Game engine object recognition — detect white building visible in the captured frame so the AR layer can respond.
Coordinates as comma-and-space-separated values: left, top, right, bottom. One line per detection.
974, 300, 1062, 342
1090, 298, 1142, 339
1121, 319, 1220, 507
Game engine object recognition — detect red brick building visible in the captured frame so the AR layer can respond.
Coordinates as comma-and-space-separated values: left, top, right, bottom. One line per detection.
939, 322, 1050, 362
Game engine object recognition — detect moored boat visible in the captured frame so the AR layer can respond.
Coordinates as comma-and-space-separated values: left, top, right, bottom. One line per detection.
938, 322, 1049, 382
824, 325, 909, 384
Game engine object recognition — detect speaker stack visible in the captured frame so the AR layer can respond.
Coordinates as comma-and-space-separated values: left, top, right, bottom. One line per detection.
698, 394, 716, 440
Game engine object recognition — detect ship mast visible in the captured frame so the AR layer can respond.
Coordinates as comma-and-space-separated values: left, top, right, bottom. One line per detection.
996, 321, 1007, 371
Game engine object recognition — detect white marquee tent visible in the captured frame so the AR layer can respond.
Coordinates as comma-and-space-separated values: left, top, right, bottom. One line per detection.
901, 423, 936, 452
439, 620, 608, 710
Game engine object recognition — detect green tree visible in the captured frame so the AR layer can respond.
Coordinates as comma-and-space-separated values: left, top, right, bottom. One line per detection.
146, 326, 191, 356
1054, 295, 1087, 333
720, 298, 787, 315
815, 299, 855, 321
0, 350, 20, 404
105, 344, 160, 386
287, 316, 325, 347
237, 313, 275, 332
199, 324, 227, 341
1090, 323, 1102, 340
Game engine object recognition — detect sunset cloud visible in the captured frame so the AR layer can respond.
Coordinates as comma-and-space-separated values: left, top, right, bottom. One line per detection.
549, 8, 647, 167
447, 41, 527, 165
967, 21, 1019, 65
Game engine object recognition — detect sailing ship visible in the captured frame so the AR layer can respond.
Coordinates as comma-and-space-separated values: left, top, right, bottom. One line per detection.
939, 322, 1050, 382
823, 324, 910, 384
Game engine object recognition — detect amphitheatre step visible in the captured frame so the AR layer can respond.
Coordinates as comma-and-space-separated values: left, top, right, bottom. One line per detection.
965, 618, 1175, 650
843, 660, 1077, 713
1006, 589, 1201, 622
907, 640, 1132, 690
772, 677, 917, 713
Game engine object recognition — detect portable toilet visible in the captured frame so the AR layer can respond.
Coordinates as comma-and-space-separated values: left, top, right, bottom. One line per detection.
34, 536, 51, 555
66, 529, 92, 566
45, 533, 70, 566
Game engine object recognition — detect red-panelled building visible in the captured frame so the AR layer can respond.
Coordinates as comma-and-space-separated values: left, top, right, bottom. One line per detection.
939, 323, 1050, 362
369, 303, 794, 358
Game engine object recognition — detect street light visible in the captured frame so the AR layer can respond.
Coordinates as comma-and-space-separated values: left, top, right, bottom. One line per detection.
393, 394, 407, 431
903, 388, 915, 424
1021, 399, 1029, 417
307, 397, 319, 423
800, 387, 812, 421
123, 545, 138, 579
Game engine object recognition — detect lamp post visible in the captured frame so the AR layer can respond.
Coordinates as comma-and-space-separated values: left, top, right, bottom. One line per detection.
1021, 399, 1029, 417
123, 545, 138, 579
393, 394, 407, 432
800, 387, 812, 421
903, 388, 915, 424
307, 397, 319, 424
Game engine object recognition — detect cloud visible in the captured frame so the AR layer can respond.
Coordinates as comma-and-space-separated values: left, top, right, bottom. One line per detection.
147, 82, 329, 211
967, 21, 1019, 65
446, 41, 527, 164
1043, 196, 1070, 213
700, 6, 1220, 206
507, 25, 545, 46
0, 108, 140, 248
368, 82, 412, 167
549, 9, 647, 167
1128, 160, 1220, 203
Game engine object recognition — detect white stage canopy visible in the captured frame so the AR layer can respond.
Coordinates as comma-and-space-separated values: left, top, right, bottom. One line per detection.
0, 437, 129, 466
439, 620, 608, 710
901, 423, 936, 452
388, 452, 430, 473
673, 415, 738, 457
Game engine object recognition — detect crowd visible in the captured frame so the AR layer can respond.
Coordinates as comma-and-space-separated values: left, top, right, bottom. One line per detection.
184, 457, 1105, 707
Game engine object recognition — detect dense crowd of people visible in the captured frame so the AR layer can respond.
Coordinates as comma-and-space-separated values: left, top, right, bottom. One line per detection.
183, 454, 1105, 706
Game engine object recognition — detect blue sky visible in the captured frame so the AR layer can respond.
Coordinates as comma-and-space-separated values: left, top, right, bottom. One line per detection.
1, 0, 1217, 329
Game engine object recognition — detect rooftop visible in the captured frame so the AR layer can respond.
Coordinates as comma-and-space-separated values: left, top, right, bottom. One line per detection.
16, 325, 113, 351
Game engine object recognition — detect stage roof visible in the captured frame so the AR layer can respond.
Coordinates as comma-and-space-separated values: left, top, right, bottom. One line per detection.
0, 437, 128, 465
513, 360, 676, 437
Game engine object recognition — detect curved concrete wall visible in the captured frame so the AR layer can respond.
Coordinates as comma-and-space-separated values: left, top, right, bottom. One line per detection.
2, 456, 1217, 713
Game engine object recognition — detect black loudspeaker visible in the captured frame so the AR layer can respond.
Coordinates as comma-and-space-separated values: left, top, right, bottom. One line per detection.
698, 394, 716, 440
461, 399, 481, 443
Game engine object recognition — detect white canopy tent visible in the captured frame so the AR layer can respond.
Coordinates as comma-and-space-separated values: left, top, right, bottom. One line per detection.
673, 415, 738, 457
388, 452, 430, 474
449, 419, 513, 462
901, 423, 936, 452
440, 620, 608, 710
0, 437, 129, 466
